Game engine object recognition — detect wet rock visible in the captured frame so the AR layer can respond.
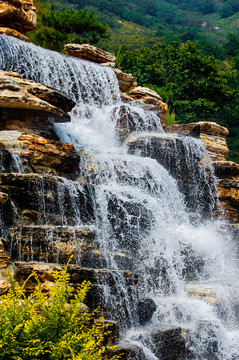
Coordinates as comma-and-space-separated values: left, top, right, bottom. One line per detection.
0, 131, 80, 176
127, 133, 216, 216
217, 179, 239, 223
0, 238, 10, 268
100, 319, 119, 347
112, 104, 160, 141
14, 261, 138, 314
82, 249, 135, 271
6, 225, 95, 264
129, 86, 167, 127
213, 160, 239, 179
0, 191, 9, 203
64, 43, 116, 64
136, 297, 156, 325
168, 121, 239, 223
0, 0, 36, 40
152, 327, 191, 360
105, 342, 147, 360
0, 70, 75, 138
0, 173, 94, 226
167, 121, 229, 161
114, 68, 137, 92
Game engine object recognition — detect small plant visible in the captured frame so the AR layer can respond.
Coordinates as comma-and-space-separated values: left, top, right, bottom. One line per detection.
165, 109, 177, 127
0, 261, 118, 360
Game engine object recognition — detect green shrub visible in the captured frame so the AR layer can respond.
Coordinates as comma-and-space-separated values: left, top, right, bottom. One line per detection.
0, 262, 118, 360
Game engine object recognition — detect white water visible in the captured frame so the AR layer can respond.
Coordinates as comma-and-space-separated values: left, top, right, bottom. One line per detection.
1, 35, 239, 359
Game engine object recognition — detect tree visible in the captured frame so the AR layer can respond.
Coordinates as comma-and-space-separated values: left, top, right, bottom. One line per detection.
29, 3, 110, 52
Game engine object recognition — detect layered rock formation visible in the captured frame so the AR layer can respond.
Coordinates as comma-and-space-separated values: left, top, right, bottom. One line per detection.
128, 86, 168, 127
0, 70, 74, 138
168, 122, 239, 223
65, 43, 116, 65
0, 0, 36, 41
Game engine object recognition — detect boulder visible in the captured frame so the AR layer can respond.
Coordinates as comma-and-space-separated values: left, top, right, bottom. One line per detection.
130, 86, 163, 101
0, 0, 36, 40
167, 122, 229, 161
136, 297, 156, 325
0, 131, 80, 176
64, 43, 116, 64
113, 68, 137, 92
0, 26, 28, 41
0, 70, 75, 138
129, 86, 168, 127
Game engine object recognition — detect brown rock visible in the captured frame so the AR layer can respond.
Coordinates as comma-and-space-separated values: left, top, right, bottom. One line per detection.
6, 225, 95, 263
0, 130, 80, 176
0, 191, 8, 203
0, 0, 36, 39
14, 261, 138, 311
0, 70, 75, 138
0, 26, 28, 41
64, 43, 115, 64
0, 70, 74, 117
129, 86, 167, 127
0, 173, 94, 226
217, 179, 239, 223
129, 86, 163, 101
213, 161, 239, 179
113, 68, 137, 92
167, 121, 239, 223
0, 238, 10, 268
167, 122, 229, 161
0, 279, 10, 294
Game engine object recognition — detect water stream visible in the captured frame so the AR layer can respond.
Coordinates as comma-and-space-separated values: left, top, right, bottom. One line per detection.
0, 35, 239, 359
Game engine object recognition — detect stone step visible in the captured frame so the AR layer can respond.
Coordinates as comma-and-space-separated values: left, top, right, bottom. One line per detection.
6, 225, 96, 264
4, 225, 135, 270
0, 173, 94, 226
13, 261, 139, 312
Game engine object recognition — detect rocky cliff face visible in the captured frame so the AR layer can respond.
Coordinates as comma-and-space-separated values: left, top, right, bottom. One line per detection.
0, 0, 36, 40
168, 122, 239, 223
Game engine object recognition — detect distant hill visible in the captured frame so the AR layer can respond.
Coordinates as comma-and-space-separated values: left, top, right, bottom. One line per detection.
63, 0, 239, 50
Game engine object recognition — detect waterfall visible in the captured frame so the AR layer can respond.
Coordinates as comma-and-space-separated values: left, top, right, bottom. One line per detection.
1, 35, 239, 360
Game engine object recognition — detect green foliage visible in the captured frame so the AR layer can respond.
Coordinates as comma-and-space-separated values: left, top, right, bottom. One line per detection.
29, 2, 110, 52
223, 33, 239, 57
0, 263, 115, 360
165, 109, 177, 127
116, 40, 239, 160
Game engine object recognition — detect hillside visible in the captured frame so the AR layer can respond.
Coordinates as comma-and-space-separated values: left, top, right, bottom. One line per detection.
28, 0, 239, 161
66, 0, 239, 50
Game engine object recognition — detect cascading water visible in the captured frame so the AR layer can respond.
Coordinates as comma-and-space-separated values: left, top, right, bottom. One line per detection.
1, 35, 239, 359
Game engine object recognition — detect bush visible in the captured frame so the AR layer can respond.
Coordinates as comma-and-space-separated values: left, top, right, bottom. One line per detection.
0, 261, 118, 360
